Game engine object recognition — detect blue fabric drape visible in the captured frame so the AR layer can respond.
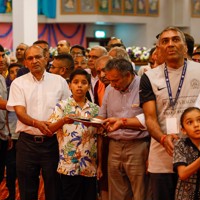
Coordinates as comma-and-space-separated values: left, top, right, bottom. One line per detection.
0, 0, 6, 13
0, 0, 56, 18
38, 0, 56, 19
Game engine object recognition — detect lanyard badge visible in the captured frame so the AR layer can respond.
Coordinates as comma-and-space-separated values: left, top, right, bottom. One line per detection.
164, 60, 187, 109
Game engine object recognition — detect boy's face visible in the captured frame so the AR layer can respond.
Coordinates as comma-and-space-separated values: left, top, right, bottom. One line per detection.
69, 74, 90, 99
181, 109, 200, 141
9, 66, 20, 81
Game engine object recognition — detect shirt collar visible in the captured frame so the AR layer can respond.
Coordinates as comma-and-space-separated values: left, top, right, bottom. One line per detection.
70, 96, 91, 110
120, 75, 137, 94
29, 70, 47, 82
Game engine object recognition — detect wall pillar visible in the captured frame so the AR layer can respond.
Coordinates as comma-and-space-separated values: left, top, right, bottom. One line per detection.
12, 0, 38, 51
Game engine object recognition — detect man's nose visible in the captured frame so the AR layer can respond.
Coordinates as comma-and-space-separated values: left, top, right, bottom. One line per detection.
168, 39, 174, 46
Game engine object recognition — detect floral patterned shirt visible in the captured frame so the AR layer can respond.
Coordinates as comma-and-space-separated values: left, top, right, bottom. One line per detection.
49, 97, 99, 177
173, 138, 200, 200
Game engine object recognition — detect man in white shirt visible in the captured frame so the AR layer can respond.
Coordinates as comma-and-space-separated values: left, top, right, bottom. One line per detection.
7, 45, 71, 200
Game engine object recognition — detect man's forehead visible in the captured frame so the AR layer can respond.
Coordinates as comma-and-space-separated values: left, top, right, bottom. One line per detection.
17, 44, 26, 49
105, 68, 119, 75
26, 47, 43, 56
89, 49, 101, 55
71, 48, 82, 52
75, 57, 85, 62
58, 41, 67, 45
160, 30, 181, 39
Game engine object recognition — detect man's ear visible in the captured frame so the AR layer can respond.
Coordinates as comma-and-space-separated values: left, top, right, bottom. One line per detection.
126, 71, 131, 78
60, 67, 65, 76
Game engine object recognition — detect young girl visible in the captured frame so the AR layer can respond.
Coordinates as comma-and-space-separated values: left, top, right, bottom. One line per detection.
173, 107, 200, 200
48, 69, 102, 200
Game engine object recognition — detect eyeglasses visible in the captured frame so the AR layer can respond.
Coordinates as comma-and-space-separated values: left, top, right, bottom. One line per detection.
50, 66, 63, 70
71, 52, 83, 56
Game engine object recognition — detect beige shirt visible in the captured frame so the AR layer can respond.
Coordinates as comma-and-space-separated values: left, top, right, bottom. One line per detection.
7, 71, 71, 135
145, 60, 200, 173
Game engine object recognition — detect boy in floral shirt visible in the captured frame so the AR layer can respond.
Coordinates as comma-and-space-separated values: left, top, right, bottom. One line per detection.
48, 69, 102, 200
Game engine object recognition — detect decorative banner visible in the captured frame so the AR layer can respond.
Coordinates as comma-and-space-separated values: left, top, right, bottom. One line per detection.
0, 23, 86, 51
0, 23, 13, 50
38, 23, 86, 47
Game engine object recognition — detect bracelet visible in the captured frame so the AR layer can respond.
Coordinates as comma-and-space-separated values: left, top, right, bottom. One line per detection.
121, 118, 127, 127
160, 134, 167, 146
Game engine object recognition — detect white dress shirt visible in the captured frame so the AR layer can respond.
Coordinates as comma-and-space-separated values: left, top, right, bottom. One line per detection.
7, 71, 71, 135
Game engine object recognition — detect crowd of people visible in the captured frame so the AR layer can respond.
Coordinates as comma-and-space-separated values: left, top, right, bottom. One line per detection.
0, 26, 200, 200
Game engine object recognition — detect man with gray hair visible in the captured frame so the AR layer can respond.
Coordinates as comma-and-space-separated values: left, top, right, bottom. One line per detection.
140, 26, 200, 200
7, 45, 71, 200
99, 58, 149, 200
108, 46, 136, 70
87, 46, 107, 106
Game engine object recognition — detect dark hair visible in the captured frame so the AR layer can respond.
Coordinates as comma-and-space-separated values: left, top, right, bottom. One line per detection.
195, 45, 200, 52
8, 63, 22, 72
104, 58, 134, 76
184, 33, 194, 58
70, 44, 85, 56
193, 52, 200, 56
180, 107, 200, 128
0, 44, 4, 52
149, 47, 156, 56
69, 69, 91, 85
54, 53, 74, 70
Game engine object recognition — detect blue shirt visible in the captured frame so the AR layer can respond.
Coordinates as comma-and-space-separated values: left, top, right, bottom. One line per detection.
99, 75, 148, 140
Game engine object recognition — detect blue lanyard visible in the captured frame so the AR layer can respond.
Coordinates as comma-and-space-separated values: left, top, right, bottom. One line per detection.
164, 60, 187, 109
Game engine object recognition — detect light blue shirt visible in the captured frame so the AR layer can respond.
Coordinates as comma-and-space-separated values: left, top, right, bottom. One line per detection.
99, 75, 148, 140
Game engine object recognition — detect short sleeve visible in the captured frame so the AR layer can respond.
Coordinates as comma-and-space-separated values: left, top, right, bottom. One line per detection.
48, 100, 65, 123
7, 79, 26, 111
139, 74, 156, 107
173, 139, 187, 172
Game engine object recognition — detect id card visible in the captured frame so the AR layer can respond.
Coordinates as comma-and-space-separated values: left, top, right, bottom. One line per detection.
166, 117, 179, 134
